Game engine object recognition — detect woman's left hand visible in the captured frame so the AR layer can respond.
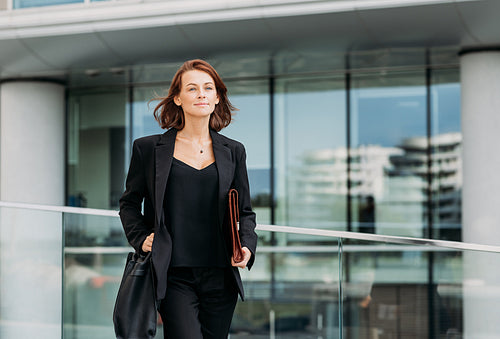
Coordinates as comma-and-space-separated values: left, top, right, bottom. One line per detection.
231, 247, 251, 269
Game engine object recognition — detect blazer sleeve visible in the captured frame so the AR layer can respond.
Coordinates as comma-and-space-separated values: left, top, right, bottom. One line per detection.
233, 143, 258, 270
119, 140, 152, 253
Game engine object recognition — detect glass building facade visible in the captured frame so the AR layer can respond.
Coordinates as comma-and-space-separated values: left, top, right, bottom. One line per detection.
67, 48, 462, 241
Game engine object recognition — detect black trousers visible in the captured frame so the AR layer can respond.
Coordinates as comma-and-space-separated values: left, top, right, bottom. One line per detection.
159, 267, 238, 339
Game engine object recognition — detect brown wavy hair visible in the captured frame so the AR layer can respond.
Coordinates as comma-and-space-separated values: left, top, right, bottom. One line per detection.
153, 59, 237, 131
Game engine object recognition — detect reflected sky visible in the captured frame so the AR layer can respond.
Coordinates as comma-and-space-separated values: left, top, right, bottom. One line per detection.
432, 83, 461, 136
278, 89, 346, 164
353, 86, 426, 147
222, 93, 270, 169
352, 83, 460, 147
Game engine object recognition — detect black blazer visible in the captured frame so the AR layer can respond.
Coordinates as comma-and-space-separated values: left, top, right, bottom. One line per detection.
119, 128, 258, 300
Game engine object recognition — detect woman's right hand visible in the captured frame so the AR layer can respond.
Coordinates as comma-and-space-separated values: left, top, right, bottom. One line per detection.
142, 233, 154, 252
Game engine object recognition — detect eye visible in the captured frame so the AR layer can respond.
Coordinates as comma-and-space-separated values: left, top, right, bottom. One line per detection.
206, 86, 214, 91
188, 88, 196, 91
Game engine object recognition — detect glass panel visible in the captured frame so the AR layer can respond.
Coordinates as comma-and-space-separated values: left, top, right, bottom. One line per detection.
131, 64, 178, 85
67, 88, 128, 209
62, 212, 151, 338
350, 48, 426, 70
350, 71, 427, 238
224, 80, 271, 224
434, 250, 463, 336
274, 75, 347, 235
68, 68, 128, 88
430, 47, 460, 66
62, 214, 346, 339
132, 86, 165, 141
342, 241, 465, 338
274, 50, 346, 75
13, 0, 82, 8
233, 232, 341, 338
0, 207, 62, 338
211, 55, 270, 78
430, 68, 461, 241
462, 250, 500, 337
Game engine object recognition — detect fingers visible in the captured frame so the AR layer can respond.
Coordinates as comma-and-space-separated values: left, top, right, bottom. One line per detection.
141, 233, 154, 253
231, 247, 251, 268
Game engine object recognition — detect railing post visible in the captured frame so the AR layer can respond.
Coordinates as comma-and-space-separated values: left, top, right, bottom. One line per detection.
338, 237, 343, 339
269, 309, 275, 339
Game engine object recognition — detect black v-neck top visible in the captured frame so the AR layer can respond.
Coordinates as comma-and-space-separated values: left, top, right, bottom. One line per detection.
165, 158, 227, 267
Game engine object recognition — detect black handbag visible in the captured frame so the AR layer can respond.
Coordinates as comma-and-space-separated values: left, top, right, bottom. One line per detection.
113, 251, 157, 339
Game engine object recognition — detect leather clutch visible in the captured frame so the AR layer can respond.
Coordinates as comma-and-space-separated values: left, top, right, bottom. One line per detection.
226, 188, 245, 263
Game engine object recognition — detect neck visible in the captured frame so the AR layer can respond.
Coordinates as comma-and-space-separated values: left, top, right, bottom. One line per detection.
178, 117, 210, 142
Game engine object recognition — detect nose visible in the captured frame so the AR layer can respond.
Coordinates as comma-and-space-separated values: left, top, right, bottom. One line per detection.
198, 89, 206, 98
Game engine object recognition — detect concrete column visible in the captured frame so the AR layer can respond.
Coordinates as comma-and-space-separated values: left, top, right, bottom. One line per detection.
0, 81, 65, 339
0, 81, 65, 205
461, 50, 500, 339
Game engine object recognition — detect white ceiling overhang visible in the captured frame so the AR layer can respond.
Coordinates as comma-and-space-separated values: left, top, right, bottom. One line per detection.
0, 0, 499, 77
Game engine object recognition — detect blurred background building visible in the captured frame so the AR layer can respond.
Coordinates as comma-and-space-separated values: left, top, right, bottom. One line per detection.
1, 0, 500, 338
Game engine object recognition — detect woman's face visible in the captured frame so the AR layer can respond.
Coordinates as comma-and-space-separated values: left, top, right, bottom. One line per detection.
174, 70, 219, 121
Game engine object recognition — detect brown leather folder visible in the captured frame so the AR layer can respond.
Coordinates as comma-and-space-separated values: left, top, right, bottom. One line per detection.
226, 188, 245, 263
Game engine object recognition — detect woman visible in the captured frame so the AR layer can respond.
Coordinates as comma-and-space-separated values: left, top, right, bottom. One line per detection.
119, 59, 257, 338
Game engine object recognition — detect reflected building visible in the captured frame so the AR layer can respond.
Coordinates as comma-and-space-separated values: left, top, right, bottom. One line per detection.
288, 132, 462, 238
286, 145, 402, 230
390, 132, 462, 239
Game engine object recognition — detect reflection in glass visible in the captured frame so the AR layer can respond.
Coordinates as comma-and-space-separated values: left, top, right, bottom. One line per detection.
65, 56, 462, 243
275, 76, 346, 234
63, 213, 153, 339
224, 80, 271, 224
350, 71, 427, 238
350, 48, 426, 70
132, 86, 165, 141
0, 207, 62, 338
342, 241, 464, 338
13, 0, 82, 8
462, 251, 500, 337
67, 89, 128, 209
273, 50, 346, 75
233, 235, 341, 338
431, 69, 461, 241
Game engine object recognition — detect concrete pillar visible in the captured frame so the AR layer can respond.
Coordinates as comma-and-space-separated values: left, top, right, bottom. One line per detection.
461, 50, 500, 339
0, 81, 65, 205
0, 80, 65, 339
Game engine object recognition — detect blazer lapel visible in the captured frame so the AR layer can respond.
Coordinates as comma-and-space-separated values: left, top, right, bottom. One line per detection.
211, 129, 235, 225
154, 128, 177, 227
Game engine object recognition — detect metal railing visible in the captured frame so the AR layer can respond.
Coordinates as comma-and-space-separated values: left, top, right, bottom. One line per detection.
2, 200, 500, 253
